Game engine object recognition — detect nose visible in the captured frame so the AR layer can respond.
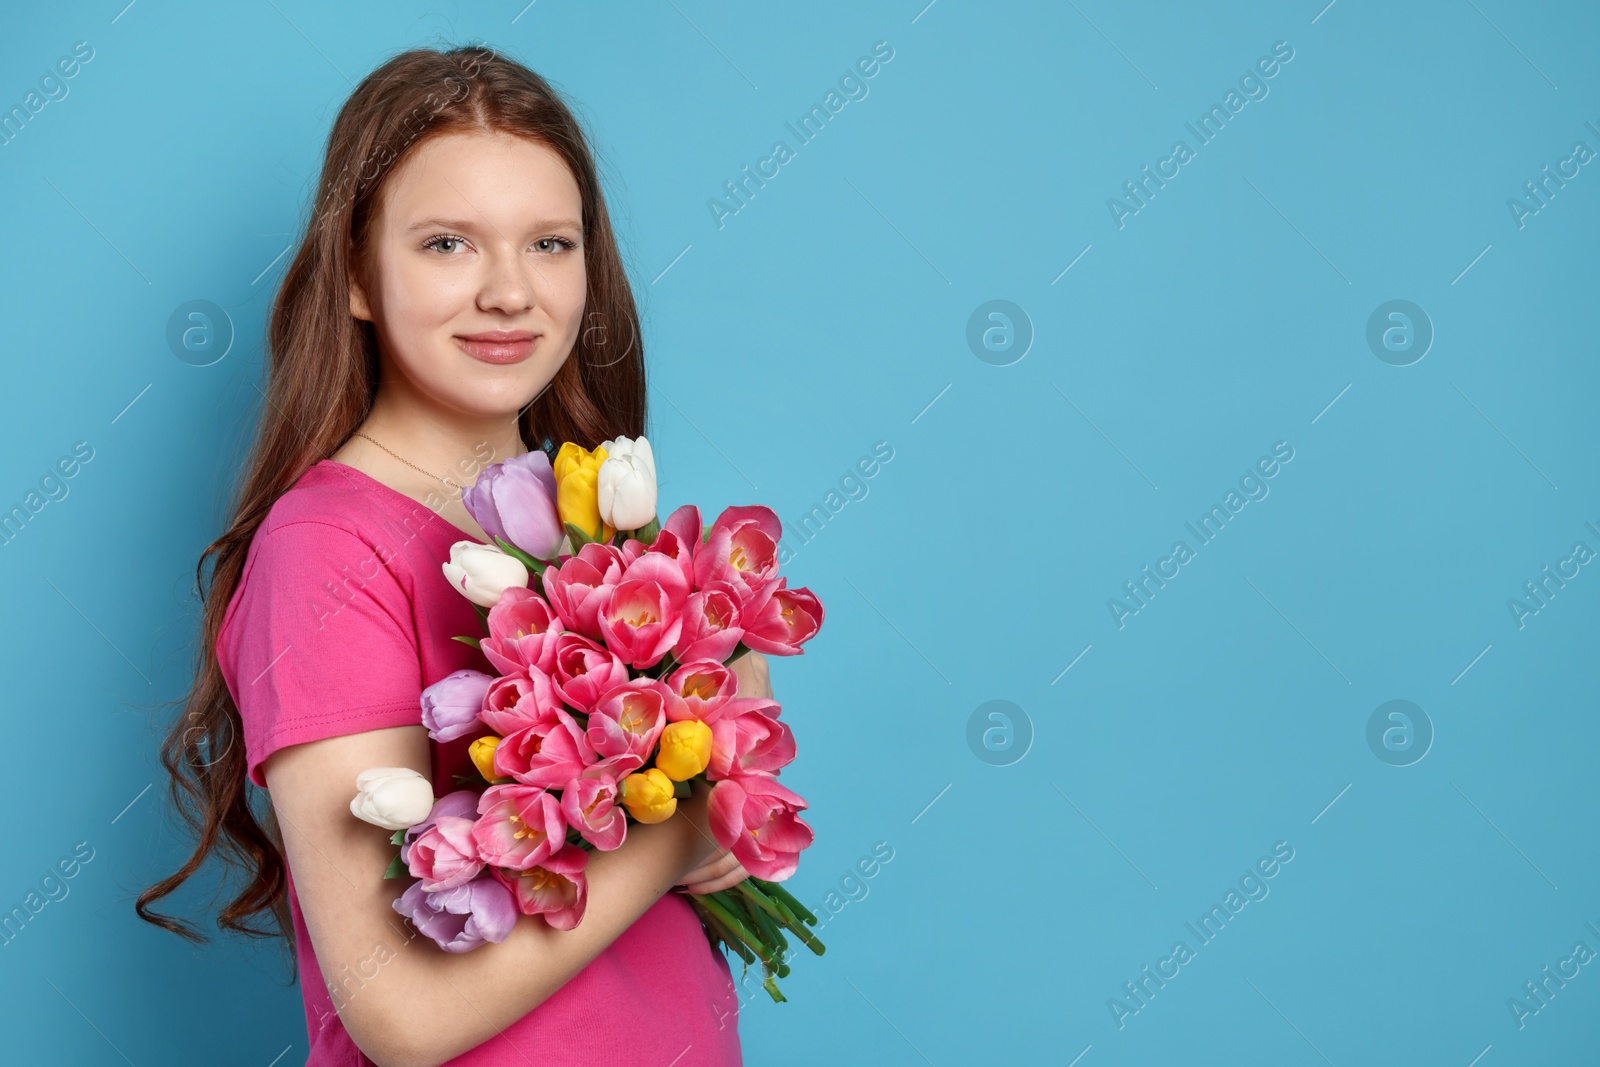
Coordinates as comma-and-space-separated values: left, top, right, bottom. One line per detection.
476, 242, 537, 314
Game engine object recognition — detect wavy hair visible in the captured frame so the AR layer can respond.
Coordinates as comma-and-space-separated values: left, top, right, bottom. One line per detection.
136, 44, 647, 973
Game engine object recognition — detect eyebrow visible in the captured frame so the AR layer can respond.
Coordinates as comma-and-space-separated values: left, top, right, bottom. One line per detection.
404, 216, 582, 234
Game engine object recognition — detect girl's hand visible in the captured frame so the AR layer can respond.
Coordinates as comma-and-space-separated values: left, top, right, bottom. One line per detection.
673, 650, 769, 894
678, 849, 750, 895
729, 648, 772, 699
672, 778, 750, 892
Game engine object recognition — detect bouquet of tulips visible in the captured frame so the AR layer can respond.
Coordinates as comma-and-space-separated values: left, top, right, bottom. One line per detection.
347, 436, 826, 1000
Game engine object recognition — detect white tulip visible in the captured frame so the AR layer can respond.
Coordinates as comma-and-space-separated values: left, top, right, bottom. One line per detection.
441, 540, 529, 607
350, 766, 435, 831
597, 435, 658, 531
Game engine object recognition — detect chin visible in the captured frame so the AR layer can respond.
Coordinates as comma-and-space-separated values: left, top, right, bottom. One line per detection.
451, 382, 545, 416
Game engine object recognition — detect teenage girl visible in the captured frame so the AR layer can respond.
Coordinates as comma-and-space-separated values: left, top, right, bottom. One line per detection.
137, 45, 765, 1066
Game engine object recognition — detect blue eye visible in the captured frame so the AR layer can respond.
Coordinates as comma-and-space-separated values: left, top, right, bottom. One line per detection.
422, 234, 467, 254
422, 234, 579, 255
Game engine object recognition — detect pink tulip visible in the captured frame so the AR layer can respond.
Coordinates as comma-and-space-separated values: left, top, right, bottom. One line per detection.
707, 697, 796, 779
659, 502, 703, 559
708, 774, 814, 882
399, 790, 481, 868
639, 503, 701, 588
559, 769, 628, 851
739, 581, 824, 656
590, 751, 646, 779
695, 506, 783, 617
710, 503, 781, 543
662, 660, 739, 723
549, 631, 631, 713
671, 580, 745, 663
542, 542, 626, 641
462, 449, 565, 560
479, 668, 562, 736
617, 537, 649, 565
405, 815, 485, 892
481, 587, 563, 675
597, 552, 690, 669
493, 710, 597, 788
585, 678, 668, 765
490, 843, 589, 929
472, 783, 566, 871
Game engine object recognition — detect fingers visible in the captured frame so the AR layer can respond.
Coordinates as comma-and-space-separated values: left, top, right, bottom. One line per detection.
751, 651, 771, 696
731, 650, 773, 699
678, 848, 740, 890
681, 857, 751, 895
679, 848, 738, 885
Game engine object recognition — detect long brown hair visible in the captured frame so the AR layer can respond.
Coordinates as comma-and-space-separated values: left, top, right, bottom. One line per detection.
136, 44, 648, 971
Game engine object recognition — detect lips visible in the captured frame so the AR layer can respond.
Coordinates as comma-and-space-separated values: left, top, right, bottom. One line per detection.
456, 331, 538, 365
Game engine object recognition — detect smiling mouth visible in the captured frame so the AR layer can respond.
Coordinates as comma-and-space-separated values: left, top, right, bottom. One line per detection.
456, 334, 538, 364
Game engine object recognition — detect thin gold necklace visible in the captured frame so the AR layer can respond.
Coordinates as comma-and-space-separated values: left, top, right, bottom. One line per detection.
351, 431, 465, 492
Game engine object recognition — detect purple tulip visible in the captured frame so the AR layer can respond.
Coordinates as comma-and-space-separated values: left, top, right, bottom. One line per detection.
420, 669, 494, 743
463, 451, 563, 559
393, 872, 518, 953
400, 790, 481, 866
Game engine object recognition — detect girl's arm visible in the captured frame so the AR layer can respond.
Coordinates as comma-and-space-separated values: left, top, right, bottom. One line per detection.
263, 723, 725, 1067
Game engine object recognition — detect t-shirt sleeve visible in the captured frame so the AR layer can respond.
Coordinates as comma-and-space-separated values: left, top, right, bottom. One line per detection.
218, 518, 426, 788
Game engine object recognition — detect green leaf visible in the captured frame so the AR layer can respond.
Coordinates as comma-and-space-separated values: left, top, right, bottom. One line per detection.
389, 828, 407, 846
634, 516, 661, 545
450, 634, 482, 650
492, 535, 546, 577
563, 521, 596, 549
671, 778, 692, 799
383, 850, 408, 879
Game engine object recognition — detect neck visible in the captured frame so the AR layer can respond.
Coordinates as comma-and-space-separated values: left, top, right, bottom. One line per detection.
357, 393, 530, 481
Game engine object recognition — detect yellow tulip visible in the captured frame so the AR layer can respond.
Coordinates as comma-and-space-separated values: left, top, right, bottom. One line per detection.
620, 768, 678, 823
553, 441, 617, 543
655, 720, 713, 781
468, 735, 501, 782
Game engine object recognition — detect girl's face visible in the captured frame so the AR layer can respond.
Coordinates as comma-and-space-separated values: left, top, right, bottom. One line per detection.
350, 129, 587, 422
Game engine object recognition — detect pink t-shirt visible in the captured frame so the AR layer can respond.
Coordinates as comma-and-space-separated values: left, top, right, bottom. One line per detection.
215, 459, 742, 1066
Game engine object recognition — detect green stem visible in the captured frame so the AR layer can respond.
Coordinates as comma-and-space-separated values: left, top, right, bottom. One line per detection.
696, 903, 757, 967
763, 880, 820, 926
735, 880, 789, 925
784, 926, 824, 957
695, 897, 786, 1002
743, 881, 825, 956
743, 899, 791, 977
696, 892, 777, 971
784, 918, 825, 957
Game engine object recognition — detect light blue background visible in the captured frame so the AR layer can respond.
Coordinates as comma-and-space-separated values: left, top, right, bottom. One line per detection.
2, 1, 1597, 1064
